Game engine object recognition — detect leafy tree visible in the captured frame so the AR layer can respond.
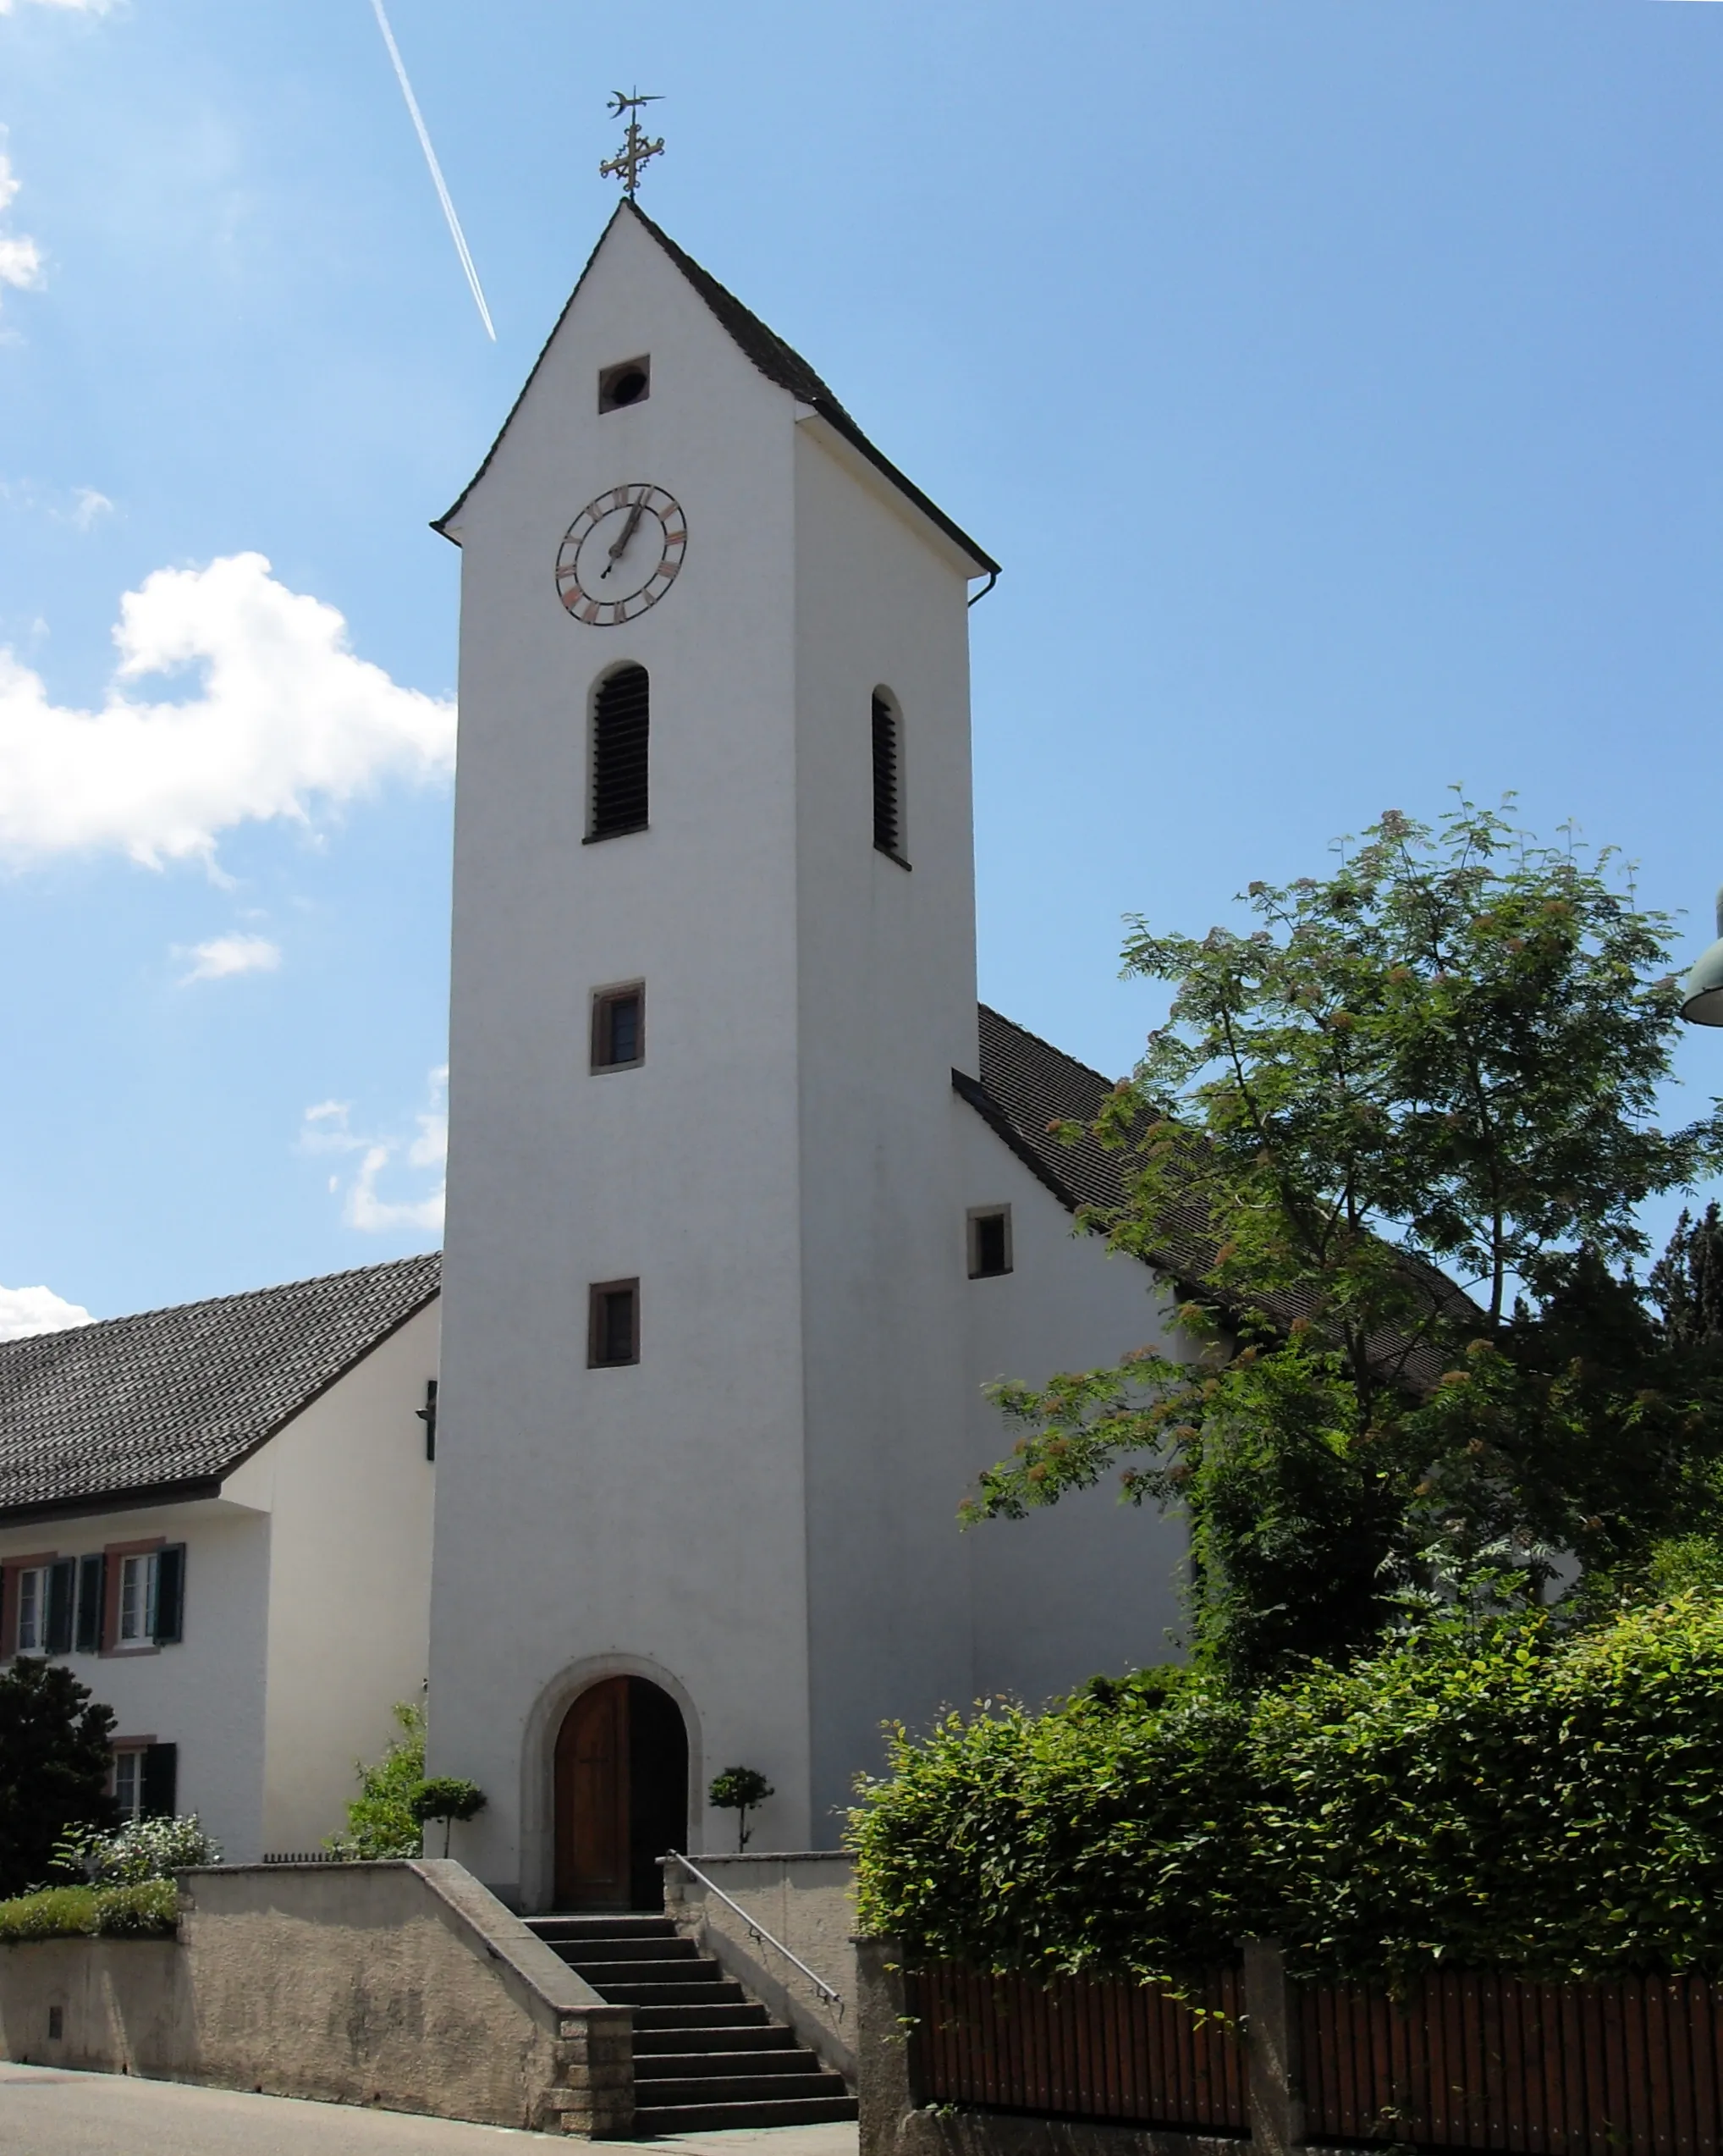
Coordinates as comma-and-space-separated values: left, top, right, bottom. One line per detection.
0, 1657, 116, 1898
328, 1701, 426, 1859
966, 800, 1723, 1681
707, 1766, 773, 1851
412, 1776, 487, 1858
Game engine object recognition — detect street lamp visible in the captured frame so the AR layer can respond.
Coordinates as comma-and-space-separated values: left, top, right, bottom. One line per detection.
1681, 888, 1723, 1026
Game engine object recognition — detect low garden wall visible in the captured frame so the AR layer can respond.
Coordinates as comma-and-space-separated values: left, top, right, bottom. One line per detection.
0, 1859, 632, 2137
664, 1849, 857, 2080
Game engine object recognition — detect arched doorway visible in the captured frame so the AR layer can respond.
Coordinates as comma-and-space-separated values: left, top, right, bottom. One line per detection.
553, 1676, 689, 1909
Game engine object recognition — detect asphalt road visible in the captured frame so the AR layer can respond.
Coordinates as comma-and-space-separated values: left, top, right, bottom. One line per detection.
0, 2064, 863, 2156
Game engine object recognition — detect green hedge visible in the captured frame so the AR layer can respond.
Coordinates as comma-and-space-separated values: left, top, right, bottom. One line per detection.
849, 1593, 1723, 1986
0, 1878, 177, 1941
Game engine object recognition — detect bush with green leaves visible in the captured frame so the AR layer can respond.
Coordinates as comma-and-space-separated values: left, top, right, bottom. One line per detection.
54, 1812, 221, 1886
328, 1701, 427, 1859
0, 1878, 178, 1941
0, 1657, 116, 1900
850, 1591, 1723, 1987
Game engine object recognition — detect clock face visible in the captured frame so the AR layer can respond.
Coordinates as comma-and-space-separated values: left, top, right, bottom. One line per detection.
555, 484, 687, 626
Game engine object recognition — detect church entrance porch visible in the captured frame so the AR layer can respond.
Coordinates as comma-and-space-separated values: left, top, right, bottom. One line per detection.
553, 1676, 689, 1909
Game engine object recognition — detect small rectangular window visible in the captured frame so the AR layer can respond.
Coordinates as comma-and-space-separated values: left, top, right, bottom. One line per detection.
118, 1553, 154, 1646
15, 1565, 46, 1653
968, 1206, 1013, 1279
588, 1279, 640, 1367
589, 665, 650, 841
113, 1748, 144, 1821
592, 984, 646, 1071
873, 692, 905, 862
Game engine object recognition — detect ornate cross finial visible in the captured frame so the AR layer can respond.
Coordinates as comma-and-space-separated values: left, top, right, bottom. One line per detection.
601, 90, 665, 200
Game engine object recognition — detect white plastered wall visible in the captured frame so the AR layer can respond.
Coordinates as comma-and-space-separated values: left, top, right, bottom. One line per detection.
223, 1299, 438, 1855
955, 1106, 1192, 1707
431, 210, 820, 1900
0, 1502, 271, 1861
790, 421, 988, 1833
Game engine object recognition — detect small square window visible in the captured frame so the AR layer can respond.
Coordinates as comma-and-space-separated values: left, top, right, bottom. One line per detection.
588, 1279, 640, 1368
968, 1206, 1013, 1279
598, 356, 651, 412
592, 984, 646, 1071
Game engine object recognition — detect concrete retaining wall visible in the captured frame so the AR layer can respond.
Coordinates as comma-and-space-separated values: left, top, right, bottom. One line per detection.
665, 1850, 857, 2080
0, 1860, 632, 2137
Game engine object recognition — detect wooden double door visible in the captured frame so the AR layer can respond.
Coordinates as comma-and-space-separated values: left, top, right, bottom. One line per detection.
553, 1676, 689, 1910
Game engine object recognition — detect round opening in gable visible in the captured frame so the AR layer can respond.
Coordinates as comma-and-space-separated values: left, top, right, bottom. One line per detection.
609, 368, 647, 406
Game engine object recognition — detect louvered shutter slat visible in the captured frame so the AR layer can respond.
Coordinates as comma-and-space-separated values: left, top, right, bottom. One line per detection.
591, 666, 650, 837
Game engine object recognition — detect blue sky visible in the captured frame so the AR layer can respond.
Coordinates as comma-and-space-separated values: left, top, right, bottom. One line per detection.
2, 0, 1721, 1326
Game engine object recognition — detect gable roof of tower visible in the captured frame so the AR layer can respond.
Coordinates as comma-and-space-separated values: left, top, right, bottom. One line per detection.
0, 1252, 440, 1528
434, 201, 1000, 577
961, 1003, 1469, 1390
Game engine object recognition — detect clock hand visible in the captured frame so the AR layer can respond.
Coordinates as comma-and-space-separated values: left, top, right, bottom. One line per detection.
601, 502, 647, 579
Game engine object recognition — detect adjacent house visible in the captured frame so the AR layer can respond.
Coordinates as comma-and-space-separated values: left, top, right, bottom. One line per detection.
0, 1255, 439, 1862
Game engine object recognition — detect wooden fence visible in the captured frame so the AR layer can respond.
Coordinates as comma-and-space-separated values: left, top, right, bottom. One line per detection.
904, 1961, 1249, 2133
1302, 1970, 1723, 2155
903, 1962, 1723, 2152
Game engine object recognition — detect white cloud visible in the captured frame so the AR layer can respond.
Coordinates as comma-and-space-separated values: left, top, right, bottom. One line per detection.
178, 932, 281, 984
300, 1066, 446, 1236
0, 142, 42, 306
67, 487, 113, 530
0, 552, 455, 865
0, 2, 117, 14
0, 1283, 91, 1340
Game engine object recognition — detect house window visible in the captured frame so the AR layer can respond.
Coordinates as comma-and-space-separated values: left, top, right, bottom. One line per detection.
588, 1279, 640, 1368
15, 1565, 46, 1653
113, 1741, 177, 1822
599, 355, 650, 411
968, 1206, 1013, 1279
588, 665, 650, 841
113, 1747, 145, 1822
592, 984, 645, 1071
872, 690, 908, 866
110, 1545, 185, 1651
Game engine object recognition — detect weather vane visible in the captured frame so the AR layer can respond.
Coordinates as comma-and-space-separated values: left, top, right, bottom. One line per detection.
601, 90, 665, 200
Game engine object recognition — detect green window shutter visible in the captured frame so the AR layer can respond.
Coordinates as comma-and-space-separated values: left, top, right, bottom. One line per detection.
74, 1554, 104, 1654
44, 1559, 75, 1656
140, 1742, 178, 1818
151, 1546, 185, 1646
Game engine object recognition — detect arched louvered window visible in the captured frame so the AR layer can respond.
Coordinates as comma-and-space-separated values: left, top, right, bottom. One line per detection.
589, 664, 650, 841
873, 690, 906, 863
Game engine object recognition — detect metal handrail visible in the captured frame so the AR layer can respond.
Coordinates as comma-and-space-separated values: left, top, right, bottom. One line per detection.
662, 1850, 843, 2008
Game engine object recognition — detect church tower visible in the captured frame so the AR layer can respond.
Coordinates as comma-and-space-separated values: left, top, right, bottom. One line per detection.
427, 202, 1004, 1906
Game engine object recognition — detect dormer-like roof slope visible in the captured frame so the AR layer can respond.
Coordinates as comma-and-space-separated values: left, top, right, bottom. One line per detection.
961, 1004, 1471, 1390
0, 1253, 440, 1527
435, 201, 1000, 577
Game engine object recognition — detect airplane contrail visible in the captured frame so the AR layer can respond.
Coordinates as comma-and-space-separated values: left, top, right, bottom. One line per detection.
368, 0, 496, 341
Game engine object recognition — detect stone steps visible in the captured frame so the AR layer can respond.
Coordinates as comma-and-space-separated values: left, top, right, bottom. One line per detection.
526, 1911, 857, 2135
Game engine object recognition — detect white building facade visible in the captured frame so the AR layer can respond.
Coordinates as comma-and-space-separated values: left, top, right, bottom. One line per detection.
427, 205, 1188, 1909
0, 1258, 439, 1863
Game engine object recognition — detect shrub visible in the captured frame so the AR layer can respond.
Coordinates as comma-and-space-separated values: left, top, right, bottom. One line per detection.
55, 1813, 221, 1886
0, 1878, 177, 1941
328, 1701, 427, 1859
850, 1592, 1723, 1986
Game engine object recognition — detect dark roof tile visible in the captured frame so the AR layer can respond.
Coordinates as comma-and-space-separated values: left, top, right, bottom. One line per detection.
0, 1253, 440, 1526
